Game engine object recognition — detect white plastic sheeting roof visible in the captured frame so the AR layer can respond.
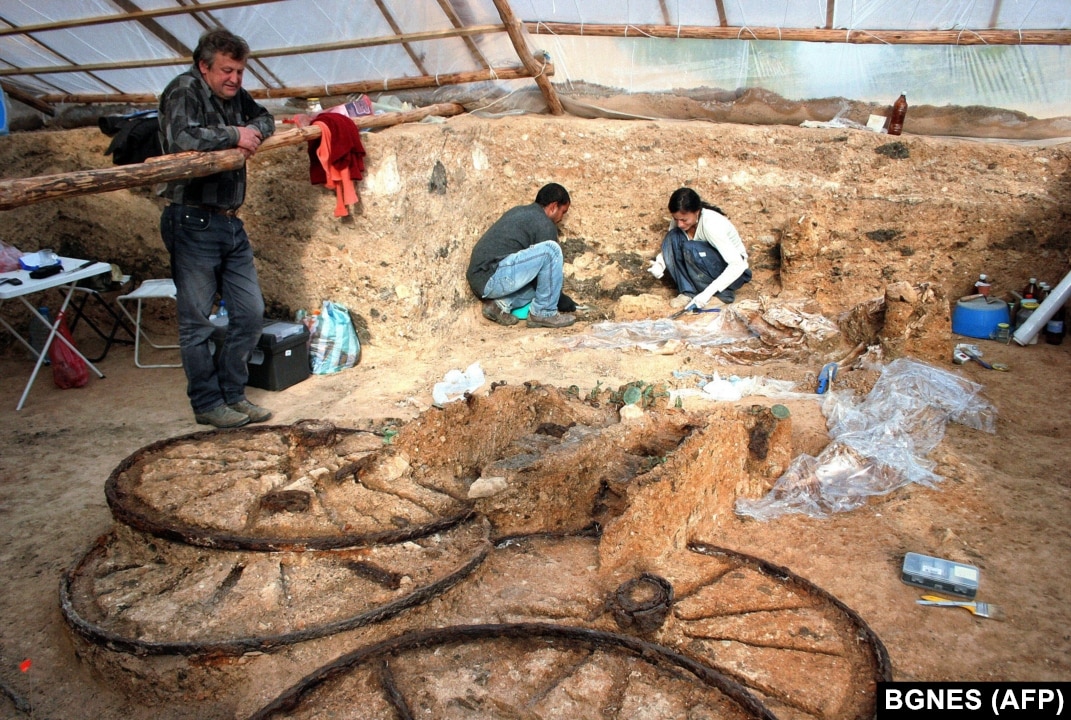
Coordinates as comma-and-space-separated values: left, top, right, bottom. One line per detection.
1, 0, 1070, 118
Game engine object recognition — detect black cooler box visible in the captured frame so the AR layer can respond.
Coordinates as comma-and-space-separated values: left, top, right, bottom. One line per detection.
247, 320, 310, 391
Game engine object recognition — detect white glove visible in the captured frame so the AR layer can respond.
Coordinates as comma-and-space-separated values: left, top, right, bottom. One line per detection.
690, 294, 708, 310
647, 256, 665, 279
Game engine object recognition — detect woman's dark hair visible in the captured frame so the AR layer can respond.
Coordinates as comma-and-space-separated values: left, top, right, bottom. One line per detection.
667, 187, 726, 218
535, 183, 571, 207
194, 29, 251, 67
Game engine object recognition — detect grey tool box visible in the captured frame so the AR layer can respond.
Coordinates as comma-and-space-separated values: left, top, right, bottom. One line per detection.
901, 552, 979, 598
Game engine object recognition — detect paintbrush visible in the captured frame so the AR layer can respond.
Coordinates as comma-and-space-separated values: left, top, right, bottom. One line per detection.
917, 595, 1005, 620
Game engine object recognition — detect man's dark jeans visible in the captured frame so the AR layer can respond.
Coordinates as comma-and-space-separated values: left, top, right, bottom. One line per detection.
161, 204, 264, 414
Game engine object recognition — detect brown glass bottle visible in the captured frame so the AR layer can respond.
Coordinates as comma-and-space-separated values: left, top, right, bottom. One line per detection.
1022, 277, 1039, 300
887, 93, 908, 136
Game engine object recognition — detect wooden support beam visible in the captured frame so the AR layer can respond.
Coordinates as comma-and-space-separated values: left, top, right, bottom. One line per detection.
522, 22, 1071, 46
0, 25, 505, 79
491, 0, 564, 115
0, 81, 55, 115
0, 103, 465, 211
372, 0, 430, 77
0, 0, 286, 37
34, 62, 551, 106
714, 0, 728, 27
436, 0, 492, 68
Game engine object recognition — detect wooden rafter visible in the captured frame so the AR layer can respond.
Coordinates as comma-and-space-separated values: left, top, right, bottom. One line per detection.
372, 0, 430, 77
0, 81, 54, 115
714, 0, 728, 28
522, 22, 1071, 46
435, 0, 491, 68
0, 0, 286, 37
490, 0, 563, 115
0, 102, 466, 211
657, 1, 671, 27
35, 61, 552, 106
0, 25, 504, 79
111, 0, 192, 58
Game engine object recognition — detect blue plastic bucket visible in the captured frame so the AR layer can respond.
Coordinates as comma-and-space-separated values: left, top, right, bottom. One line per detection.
952, 296, 1010, 339
0, 85, 8, 135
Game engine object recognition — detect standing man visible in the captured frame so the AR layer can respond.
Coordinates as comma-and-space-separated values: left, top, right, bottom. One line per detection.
466, 183, 576, 329
158, 29, 276, 428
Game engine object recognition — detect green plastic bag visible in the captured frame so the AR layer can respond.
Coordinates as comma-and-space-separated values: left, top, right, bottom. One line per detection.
308, 300, 360, 374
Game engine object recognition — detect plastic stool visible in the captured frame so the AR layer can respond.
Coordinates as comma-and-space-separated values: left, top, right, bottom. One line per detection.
116, 279, 181, 368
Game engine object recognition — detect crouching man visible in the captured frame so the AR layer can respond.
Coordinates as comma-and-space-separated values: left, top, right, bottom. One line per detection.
466, 183, 576, 329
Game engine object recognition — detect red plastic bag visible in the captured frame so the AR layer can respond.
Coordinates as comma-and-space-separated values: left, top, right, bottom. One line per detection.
49, 310, 89, 389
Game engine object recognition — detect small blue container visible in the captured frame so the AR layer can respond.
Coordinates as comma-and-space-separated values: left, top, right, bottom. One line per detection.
0, 85, 7, 136
952, 296, 1010, 339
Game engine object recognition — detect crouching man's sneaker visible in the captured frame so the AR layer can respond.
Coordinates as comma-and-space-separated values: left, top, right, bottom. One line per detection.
195, 404, 250, 428
228, 400, 274, 423
526, 311, 576, 329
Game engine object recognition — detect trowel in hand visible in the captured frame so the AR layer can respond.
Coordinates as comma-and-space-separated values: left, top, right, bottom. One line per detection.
668, 304, 720, 320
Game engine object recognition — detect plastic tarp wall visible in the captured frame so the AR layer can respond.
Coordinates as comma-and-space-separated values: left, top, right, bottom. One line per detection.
535, 36, 1071, 120
514, 0, 1071, 119
1, 0, 1069, 128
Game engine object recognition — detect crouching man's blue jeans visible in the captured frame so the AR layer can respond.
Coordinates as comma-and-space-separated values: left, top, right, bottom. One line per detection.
480, 240, 564, 316
161, 204, 265, 415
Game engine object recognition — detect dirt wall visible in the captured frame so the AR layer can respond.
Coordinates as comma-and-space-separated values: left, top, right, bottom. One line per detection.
1, 115, 1069, 354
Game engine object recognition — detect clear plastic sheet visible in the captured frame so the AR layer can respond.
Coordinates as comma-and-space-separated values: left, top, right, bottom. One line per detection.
735, 358, 996, 521
560, 301, 840, 355
668, 370, 804, 404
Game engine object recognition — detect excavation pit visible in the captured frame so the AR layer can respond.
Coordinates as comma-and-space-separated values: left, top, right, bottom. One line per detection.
64, 383, 889, 718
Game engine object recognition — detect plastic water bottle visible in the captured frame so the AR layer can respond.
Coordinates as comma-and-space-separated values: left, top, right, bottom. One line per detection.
29, 306, 52, 364
211, 299, 229, 327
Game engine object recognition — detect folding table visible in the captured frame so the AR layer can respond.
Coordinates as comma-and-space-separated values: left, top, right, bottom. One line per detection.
0, 257, 112, 410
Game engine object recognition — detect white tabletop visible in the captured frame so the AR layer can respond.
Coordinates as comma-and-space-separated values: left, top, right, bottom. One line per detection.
0, 257, 112, 300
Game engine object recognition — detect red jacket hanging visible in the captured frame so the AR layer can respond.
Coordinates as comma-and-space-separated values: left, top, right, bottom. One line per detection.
308, 112, 366, 217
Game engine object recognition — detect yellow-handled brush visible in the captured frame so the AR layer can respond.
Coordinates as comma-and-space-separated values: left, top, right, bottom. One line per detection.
917, 595, 1004, 620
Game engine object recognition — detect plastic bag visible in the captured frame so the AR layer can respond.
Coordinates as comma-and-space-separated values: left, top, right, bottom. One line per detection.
308, 300, 360, 375
735, 357, 996, 521
432, 362, 485, 406
49, 310, 89, 389
0, 240, 21, 272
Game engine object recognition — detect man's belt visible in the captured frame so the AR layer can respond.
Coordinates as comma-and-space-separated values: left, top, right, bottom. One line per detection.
177, 203, 239, 218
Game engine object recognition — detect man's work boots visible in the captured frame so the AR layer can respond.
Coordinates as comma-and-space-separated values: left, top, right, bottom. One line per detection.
481, 299, 518, 326
195, 404, 251, 428
526, 311, 576, 329
229, 400, 274, 423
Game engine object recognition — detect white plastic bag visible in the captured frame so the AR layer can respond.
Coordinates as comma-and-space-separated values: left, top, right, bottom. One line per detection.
432, 362, 485, 406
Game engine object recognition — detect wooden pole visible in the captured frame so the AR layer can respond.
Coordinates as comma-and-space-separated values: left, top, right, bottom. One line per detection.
2, 25, 504, 80
0, 103, 465, 212
36, 62, 552, 106
522, 22, 1071, 46
490, 0, 564, 115
0, 0, 284, 37
0, 81, 55, 115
